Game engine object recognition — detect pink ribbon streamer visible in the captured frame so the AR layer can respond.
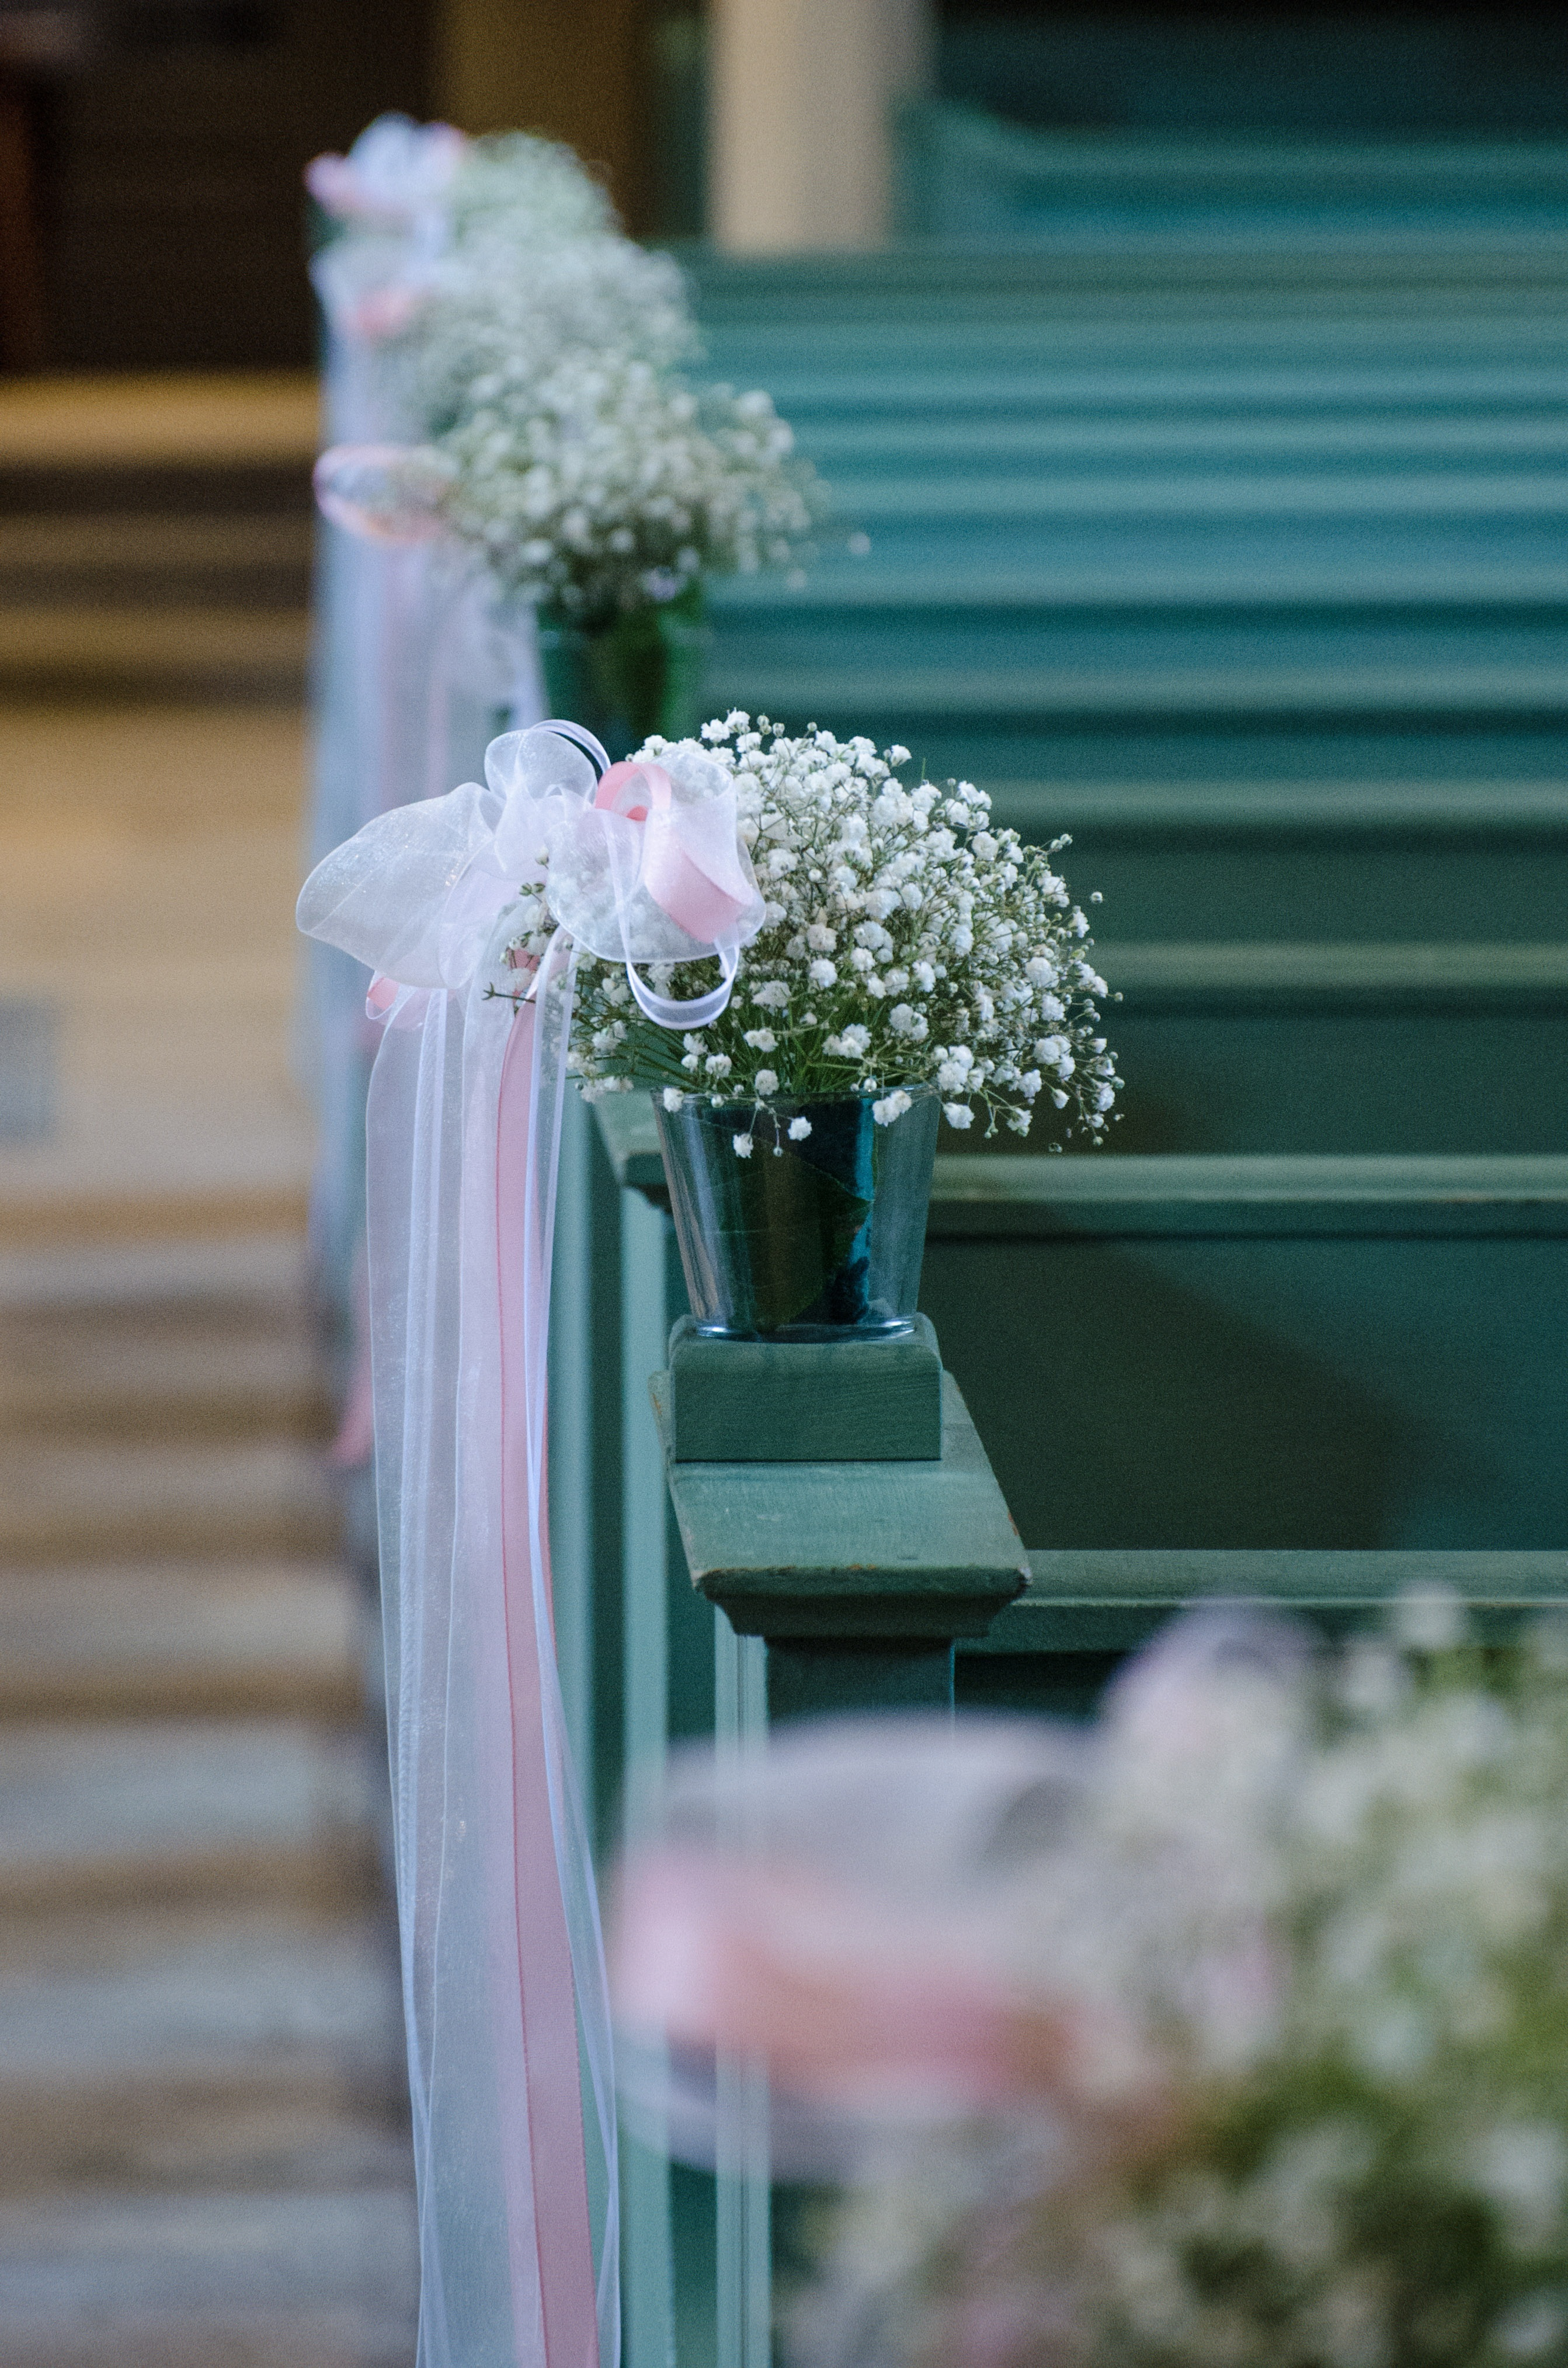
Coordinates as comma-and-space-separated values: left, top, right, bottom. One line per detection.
496, 999, 599, 2368
594, 759, 753, 944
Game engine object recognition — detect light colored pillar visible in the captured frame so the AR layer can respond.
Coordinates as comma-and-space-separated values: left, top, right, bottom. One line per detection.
710, 0, 931, 251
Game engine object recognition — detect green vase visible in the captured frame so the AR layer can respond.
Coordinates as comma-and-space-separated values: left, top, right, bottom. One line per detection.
653, 1089, 940, 1340
537, 583, 710, 761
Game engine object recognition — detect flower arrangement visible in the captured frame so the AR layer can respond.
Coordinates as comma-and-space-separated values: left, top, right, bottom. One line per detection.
434, 360, 817, 624
543, 713, 1118, 1143
310, 121, 826, 633
308, 121, 627, 354
639, 1595, 1568, 2368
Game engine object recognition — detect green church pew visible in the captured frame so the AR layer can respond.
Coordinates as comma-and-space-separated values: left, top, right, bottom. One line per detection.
919, 1151, 1568, 1554
956, 1549, 1568, 1721
576, 1107, 1568, 2368
700, 611, 1568, 798
895, 110, 1568, 247
795, 414, 1568, 486
1100, 941, 1568, 1155
587, 1107, 1568, 1563
1004, 777, 1568, 942
683, 244, 1568, 325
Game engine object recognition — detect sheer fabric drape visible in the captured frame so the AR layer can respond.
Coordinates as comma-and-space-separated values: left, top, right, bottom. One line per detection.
366, 940, 617, 2368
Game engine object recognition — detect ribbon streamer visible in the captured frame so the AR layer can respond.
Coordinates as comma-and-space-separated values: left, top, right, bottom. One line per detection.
298, 720, 761, 2367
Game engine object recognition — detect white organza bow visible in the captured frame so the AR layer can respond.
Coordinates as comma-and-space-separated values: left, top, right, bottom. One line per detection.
297, 718, 766, 1027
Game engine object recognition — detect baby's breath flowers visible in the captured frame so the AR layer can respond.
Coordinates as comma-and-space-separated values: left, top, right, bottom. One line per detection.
411, 183, 694, 442
401, 145, 820, 621
559, 714, 1118, 1140
314, 124, 825, 621
437, 357, 821, 623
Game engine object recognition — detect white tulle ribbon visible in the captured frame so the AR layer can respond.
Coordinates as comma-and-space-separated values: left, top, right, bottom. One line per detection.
300, 717, 764, 1021
297, 716, 763, 2368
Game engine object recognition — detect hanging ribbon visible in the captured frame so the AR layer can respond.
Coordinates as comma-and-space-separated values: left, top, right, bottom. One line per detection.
304, 355, 542, 1437
297, 720, 762, 2368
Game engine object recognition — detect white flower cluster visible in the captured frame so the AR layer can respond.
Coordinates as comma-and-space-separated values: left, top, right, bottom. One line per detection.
310, 124, 626, 394
808, 1596, 1568, 2368
439, 357, 819, 620
564, 714, 1118, 1139
402, 145, 817, 618
442, 130, 614, 249
411, 164, 693, 438
314, 123, 821, 615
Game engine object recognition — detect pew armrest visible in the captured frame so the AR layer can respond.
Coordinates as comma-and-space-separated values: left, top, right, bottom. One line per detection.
652, 1367, 1030, 1640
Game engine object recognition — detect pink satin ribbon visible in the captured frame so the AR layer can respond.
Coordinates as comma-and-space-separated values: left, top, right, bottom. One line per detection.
594, 759, 753, 946
495, 999, 599, 2368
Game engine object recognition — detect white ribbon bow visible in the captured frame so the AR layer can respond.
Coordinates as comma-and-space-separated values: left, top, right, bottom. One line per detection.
297, 718, 766, 1029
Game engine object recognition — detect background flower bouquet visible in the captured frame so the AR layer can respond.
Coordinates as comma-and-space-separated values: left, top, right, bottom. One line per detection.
614, 1595, 1568, 2368
313, 131, 826, 752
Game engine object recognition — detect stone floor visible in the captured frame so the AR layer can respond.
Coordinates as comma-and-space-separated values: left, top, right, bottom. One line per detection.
0, 372, 418, 2366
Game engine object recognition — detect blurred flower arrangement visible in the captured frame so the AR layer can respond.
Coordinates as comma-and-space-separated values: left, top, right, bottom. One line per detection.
614, 1595, 1568, 2368
310, 119, 823, 633
433, 359, 818, 624
308, 119, 623, 360
526, 711, 1118, 1142
308, 118, 828, 752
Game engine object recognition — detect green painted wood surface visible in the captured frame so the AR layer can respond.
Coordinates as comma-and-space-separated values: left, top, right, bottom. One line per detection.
972, 1548, 1568, 1652
599, 1113, 1568, 1555
919, 1165, 1568, 1553
666, 1313, 942, 1462
1007, 782, 1568, 944
953, 1548, 1568, 1721
684, 245, 1568, 317
899, 110, 1568, 239
932, 22, 1568, 139
651, 1368, 1028, 1640
600, 1105, 1568, 1229
1085, 944, 1568, 1156
798, 415, 1568, 482
767, 1638, 957, 1720
687, 240, 1568, 803
586, 208, 1568, 2368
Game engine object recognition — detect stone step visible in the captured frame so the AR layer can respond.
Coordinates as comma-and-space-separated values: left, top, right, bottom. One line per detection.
0, 515, 312, 608
0, 607, 308, 700
0, 1721, 379, 1911
0, 2189, 416, 2368
0, 1298, 331, 1442
0, 1440, 340, 1567
0, 1561, 365, 1721
0, 1904, 406, 2197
